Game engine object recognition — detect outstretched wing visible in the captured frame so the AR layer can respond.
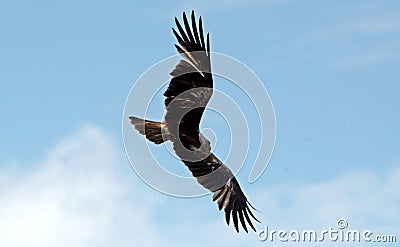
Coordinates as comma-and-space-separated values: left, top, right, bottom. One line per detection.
164, 11, 259, 233
181, 149, 260, 233
163, 11, 212, 150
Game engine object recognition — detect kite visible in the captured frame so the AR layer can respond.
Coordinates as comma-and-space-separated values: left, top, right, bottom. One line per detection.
130, 11, 259, 233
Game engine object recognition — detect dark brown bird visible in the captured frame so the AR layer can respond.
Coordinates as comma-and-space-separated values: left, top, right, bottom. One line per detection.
129, 11, 259, 233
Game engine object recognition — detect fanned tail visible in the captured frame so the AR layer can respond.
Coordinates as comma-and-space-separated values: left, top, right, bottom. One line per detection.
129, 116, 169, 144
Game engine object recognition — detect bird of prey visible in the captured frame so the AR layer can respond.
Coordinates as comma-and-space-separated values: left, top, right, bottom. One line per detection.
129, 11, 259, 233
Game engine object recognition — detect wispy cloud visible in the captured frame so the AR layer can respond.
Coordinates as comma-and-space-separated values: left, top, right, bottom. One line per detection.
332, 48, 400, 69
294, 14, 400, 69
253, 4, 400, 71
298, 17, 400, 47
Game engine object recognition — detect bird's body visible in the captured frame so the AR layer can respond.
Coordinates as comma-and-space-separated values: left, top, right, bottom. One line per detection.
129, 11, 259, 233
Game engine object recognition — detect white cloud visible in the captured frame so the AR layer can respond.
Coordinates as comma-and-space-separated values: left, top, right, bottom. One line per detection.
0, 125, 398, 246
0, 125, 160, 247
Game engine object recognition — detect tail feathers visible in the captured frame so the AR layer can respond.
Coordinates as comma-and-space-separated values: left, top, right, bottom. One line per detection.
129, 116, 169, 144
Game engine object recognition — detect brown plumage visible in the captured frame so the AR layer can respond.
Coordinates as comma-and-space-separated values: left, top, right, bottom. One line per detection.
129, 10, 259, 233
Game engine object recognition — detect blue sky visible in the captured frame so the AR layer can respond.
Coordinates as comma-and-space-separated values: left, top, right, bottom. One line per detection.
1, 0, 399, 246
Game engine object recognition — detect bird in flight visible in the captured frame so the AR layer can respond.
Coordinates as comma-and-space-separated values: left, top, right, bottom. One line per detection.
129, 11, 259, 233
